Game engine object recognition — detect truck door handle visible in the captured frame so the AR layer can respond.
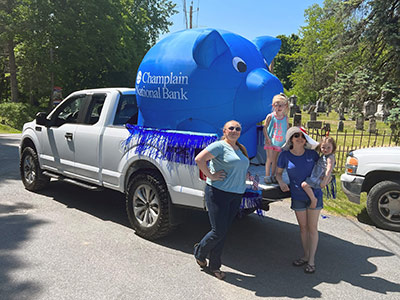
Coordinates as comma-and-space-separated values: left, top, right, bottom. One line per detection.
65, 132, 73, 141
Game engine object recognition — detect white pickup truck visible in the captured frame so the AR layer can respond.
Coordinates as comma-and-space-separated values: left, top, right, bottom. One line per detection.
340, 147, 400, 232
19, 87, 287, 239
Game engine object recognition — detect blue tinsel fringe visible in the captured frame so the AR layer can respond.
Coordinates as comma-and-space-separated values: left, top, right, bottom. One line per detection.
325, 176, 337, 199
122, 124, 218, 165
240, 189, 263, 216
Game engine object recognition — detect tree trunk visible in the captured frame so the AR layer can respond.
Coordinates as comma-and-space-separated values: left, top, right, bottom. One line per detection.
7, 39, 19, 103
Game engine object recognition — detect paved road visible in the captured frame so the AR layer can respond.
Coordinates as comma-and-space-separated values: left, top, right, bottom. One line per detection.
1, 134, 400, 300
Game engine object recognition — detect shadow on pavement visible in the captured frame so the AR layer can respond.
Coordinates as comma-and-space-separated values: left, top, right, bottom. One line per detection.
33, 180, 400, 298
0, 202, 46, 299
0, 136, 22, 184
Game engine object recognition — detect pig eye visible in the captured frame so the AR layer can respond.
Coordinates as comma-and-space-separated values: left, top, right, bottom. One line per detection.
232, 57, 247, 73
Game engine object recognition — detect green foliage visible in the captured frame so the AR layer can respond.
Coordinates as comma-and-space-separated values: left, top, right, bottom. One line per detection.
290, 0, 345, 105
0, 102, 38, 130
1, 0, 177, 105
274, 34, 299, 90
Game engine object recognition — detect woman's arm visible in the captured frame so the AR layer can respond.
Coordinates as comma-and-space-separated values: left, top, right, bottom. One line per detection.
320, 156, 335, 188
195, 149, 226, 181
276, 167, 289, 192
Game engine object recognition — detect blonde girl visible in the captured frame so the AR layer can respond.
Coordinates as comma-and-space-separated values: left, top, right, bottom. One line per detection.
263, 93, 289, 184
301, 136, 336, 209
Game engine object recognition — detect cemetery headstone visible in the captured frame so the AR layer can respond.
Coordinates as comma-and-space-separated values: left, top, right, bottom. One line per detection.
363, 99, 377, 120
337, 120, 344, 132
293, 113, 302, 126
310, 111, 317, 121
314, 99, 326, 113
356, 116, 364, 130
368, 117, 377, 134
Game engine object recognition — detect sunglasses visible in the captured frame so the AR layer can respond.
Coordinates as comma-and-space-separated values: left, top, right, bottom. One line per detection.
273, 103, 285, 108
227, 126, 242, 132
293, 133, 305, 139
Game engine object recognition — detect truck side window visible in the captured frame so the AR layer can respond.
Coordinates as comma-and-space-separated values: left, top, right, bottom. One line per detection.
114, 94, 138, 125
53, 95, 87, 126
85, 94, 106, 125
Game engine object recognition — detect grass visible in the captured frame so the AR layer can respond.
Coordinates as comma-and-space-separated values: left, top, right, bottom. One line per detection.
323, 174, 367, 217
0, 124, 20, 134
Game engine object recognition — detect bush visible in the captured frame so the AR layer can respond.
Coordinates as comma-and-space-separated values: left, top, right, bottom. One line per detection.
0, 102, 39, 130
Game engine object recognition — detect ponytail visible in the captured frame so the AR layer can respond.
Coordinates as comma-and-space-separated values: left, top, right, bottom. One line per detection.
236, 141, 249, 159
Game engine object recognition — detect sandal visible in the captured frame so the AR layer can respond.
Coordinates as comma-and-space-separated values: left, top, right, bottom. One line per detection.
304, 264, 316, 274
211, 269, 226, 280
196, 258, 207, 268
292, 258, 308, 267
193, 243, 207, 268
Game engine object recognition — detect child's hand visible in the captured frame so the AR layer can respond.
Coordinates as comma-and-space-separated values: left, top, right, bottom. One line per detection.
265, 138, 271, 146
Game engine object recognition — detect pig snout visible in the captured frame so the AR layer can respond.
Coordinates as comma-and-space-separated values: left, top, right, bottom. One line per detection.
234, 68, 283, 126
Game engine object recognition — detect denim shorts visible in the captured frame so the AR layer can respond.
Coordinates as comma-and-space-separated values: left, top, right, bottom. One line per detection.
291, 197, 323, 211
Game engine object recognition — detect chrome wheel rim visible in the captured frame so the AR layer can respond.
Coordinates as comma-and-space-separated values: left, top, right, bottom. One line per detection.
23, 155, 36, 185
133, 184, 160, 227
378, 190, 400, 224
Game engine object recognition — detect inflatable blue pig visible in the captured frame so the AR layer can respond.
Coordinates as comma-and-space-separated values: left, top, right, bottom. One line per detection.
135, 28, 283, 157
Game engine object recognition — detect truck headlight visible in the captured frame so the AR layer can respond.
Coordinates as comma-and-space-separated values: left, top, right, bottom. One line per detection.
345, 153, 358, 174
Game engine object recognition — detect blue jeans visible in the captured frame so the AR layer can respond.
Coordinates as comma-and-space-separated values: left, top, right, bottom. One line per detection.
194, 185, 243, 271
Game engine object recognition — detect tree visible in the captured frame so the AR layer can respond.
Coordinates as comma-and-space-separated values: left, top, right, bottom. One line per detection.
274, 34, 299, 91
1, 0, 177, 108
290, 0, 345, 105
0, 0, 23, 102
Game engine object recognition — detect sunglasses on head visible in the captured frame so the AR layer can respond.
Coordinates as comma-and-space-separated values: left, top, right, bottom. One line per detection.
227, 126, 241, 132
293, 133, 305, 139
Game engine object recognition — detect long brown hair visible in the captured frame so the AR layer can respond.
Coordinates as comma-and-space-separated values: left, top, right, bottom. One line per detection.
221, 120, 249, 159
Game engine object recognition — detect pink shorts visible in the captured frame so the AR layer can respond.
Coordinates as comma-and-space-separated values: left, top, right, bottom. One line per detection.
264, 145, 282, 152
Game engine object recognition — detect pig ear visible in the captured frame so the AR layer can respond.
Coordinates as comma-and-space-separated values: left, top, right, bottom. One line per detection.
193, 30, 229, 68
253, 36, 281, 66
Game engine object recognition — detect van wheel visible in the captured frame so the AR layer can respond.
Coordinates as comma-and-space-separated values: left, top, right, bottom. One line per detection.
367, 181, 400, 232
20, 147, 50, 191
126, 170, 172, 240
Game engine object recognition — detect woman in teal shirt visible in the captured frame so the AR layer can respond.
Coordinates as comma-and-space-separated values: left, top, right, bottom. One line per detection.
194, 120, 249, 280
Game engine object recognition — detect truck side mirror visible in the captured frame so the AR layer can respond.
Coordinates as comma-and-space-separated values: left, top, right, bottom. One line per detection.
36, 112, 50, 127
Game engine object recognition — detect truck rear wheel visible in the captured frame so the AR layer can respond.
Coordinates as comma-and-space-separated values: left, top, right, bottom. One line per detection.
366, 180, 400, 232
126, 170, 172, 240
20, 147, 50, 191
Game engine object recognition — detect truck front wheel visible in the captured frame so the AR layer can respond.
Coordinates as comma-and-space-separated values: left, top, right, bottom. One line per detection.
126, 170, 172, 240
366, 180, 400, 232
20, 147, 50, 191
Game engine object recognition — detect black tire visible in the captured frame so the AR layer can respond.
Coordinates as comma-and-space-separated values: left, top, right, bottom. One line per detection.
126, 170, 172, 240
366, 180, 400, 232
20, 147, 50, 191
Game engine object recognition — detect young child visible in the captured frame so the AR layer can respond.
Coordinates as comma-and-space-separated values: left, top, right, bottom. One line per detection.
263, 93, 289, 184
301, 136, 337, 208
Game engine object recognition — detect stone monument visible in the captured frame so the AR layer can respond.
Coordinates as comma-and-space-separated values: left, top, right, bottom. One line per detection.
314, 99, 326, 113
363, 99, 377, 120
356, 116, 364, 130
338, 102, 345, 121
375, 91, 390, 121
368, 117, 377, 134
337, 120, 344, 132
293, 113, 302, 126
